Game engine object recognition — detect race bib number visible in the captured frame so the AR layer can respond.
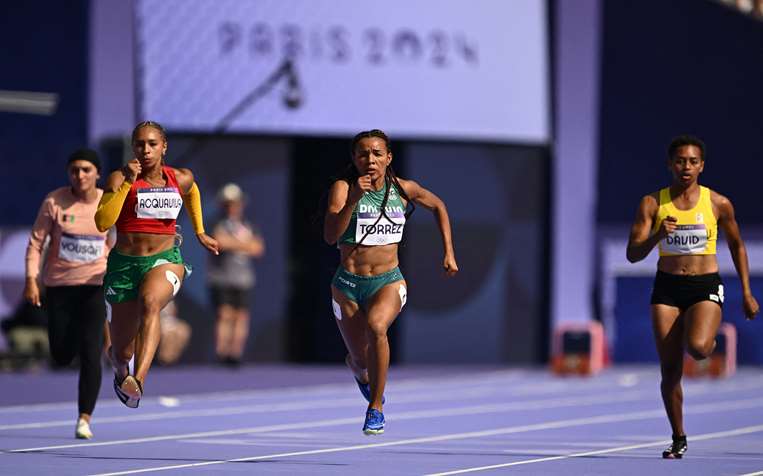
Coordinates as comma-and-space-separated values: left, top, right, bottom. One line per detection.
135, 187, 183, 219
355, 203, 405, 245
59, 233, 105, 262
661, 224, 708, 254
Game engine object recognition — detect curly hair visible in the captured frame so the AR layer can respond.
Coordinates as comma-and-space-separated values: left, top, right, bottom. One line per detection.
668, 135, 705, 161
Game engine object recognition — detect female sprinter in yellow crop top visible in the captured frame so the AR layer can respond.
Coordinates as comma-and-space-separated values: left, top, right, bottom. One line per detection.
627, 135, 759, 459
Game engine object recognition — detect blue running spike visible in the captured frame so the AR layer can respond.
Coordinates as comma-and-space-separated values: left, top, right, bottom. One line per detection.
362, 408, 385, 435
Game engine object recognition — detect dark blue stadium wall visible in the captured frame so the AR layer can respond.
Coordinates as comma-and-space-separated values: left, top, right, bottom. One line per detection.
0, 1, 90, 225
598, 0, 763, 223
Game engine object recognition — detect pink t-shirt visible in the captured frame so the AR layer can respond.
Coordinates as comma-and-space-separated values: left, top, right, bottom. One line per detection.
26, 187, 114, 287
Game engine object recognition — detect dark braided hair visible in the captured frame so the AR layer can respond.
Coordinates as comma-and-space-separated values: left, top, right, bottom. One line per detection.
132, 120, 168, 143
347, 129, 415, 249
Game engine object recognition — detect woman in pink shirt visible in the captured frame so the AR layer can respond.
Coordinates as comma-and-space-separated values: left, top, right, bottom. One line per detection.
24, 149, 114, 440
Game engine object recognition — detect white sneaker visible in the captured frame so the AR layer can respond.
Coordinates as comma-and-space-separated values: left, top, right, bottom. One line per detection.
75, 418, 93, 439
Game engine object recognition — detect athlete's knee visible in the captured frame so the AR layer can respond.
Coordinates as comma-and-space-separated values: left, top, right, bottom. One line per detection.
79, 346, 101, 366
366, 320, 389, 340
234, 311, 250, 323
112, 345, 133, 365
139, 293, 164, 315
217, 310, 235, 324
687, 338, 714, 360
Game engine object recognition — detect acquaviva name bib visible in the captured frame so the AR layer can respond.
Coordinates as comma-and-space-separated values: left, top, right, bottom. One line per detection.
135, 187, 183, 219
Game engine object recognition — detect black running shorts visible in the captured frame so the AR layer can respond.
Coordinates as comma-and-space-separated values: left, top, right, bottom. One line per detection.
650, 270, 724, 311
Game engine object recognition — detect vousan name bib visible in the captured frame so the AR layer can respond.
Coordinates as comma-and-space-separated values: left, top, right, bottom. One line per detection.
58, 232, 105, 262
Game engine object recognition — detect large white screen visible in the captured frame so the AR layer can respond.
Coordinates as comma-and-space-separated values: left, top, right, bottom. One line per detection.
136, 0, 549, 143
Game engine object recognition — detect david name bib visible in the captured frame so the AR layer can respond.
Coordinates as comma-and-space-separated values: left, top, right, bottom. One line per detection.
661, 224, 708, 254
356, 203, 406, 245
135, 187, 183, 219
59, 233, 105, 262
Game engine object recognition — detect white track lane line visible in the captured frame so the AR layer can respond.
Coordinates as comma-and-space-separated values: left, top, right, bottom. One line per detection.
9, 391, 763, 453
4, 373, 762, 432
0, 369, 536, 413
7, 390, 651, 452
425, 423, 763, 475
0, 366, 738, 416
0, 367, 657, 429
67, 398, 763, 476
0, 380, 625, 431
0, 366, 683, 416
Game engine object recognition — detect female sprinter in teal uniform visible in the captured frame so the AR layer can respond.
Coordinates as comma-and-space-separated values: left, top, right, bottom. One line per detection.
627, 135, 759, 458
95, 121, 219, 408
324, 129, 458, 434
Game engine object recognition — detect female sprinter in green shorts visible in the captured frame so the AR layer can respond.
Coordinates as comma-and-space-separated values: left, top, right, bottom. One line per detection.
627, 135, 759, 458
95, 121, 219, 408
324, 129, 458, 434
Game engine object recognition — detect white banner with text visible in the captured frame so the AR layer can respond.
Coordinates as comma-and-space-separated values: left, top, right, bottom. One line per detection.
135, 0, 549, 143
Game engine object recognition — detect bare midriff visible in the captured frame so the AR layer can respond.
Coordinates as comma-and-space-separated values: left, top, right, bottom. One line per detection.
115, 232, 175, 256
657, 254, 718, 276
339, 243, 399, 276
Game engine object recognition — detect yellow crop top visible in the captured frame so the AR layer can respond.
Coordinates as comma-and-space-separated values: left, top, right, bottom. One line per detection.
653, 186, 717, 256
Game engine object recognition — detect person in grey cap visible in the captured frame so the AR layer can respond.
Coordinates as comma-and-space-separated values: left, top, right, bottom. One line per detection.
24, 148, 114, 439
207, 183, 265, 366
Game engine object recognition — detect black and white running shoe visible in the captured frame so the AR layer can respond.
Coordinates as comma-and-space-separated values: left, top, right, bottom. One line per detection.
114, 374, 143, 409
662, 435, 687, 459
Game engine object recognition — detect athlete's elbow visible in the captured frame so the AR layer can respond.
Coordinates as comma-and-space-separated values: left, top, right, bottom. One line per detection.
323, 227, 336, 245
94, 215, 110, 233
323, 221, 341, 245
626, 249, 640, 263
727, 241, 745, 255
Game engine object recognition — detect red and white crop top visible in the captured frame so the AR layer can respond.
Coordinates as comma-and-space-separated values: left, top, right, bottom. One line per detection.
116, 166, 184, 235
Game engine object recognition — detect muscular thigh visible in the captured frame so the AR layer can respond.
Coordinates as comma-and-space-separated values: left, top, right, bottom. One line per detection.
684, 301, 722, 343
332, 285, 366, 332
366, 280, 406, 330
651, 304, 683, 360
140, 263, 185, 307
